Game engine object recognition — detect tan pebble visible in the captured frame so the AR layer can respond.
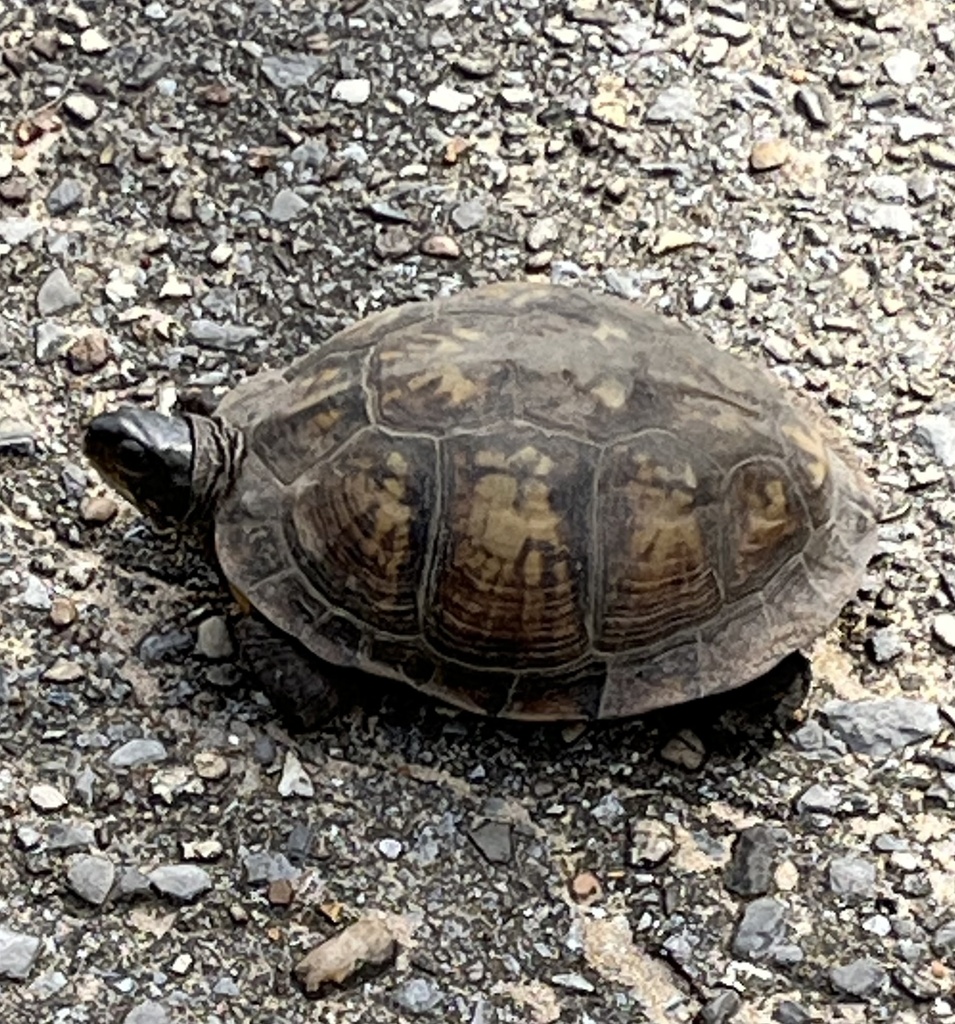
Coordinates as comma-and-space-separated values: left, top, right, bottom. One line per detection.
268, 878, 295, 906
570, 871, 602, 903
295, 916, 399, 992
651, 230, 697, 255
659, 729, 705, 770
750, 138, 791, 171
194, 751, 230, 780
170, 953, 192, 974
68, 331, 110, 373
932, 960, 947, 979
181, 838, 224, 860
49, 596, 77, 627
775, 860, 800, 891
420, 234, 460, 259
79, 495, 118, 524
30, 783, 67, 810
42, 659, 84, 683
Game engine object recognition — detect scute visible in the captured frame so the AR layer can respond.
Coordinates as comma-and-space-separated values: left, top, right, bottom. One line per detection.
214, 282, 878, 721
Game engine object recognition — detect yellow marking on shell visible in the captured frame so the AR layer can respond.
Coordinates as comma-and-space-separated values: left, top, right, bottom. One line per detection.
314, 407, 343, 431
593, 320, 629, 345
434, 338, 465, 355
408, 364, 480, 406
315, 367, 341, 385
781, 423, 829, 490
475, 450, 510, 469
592, 378, 627, 410
624, 473, 706, 585
387, 451, 408, 475
739, 478, 792, 554
467, 474, 562, 565
486, 283, 553, 308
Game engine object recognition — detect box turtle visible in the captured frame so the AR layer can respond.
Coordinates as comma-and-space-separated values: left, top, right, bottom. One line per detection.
84, 282, 878, 727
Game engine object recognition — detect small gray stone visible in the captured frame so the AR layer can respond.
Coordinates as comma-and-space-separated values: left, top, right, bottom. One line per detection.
830, 958, 886, 997
591, 792, 626, 827
187, 320, 259, 351
63, 94, 99, 124
242, 851, 299, 885
260, 54, 319, 89
773, 1001, 810, 1024
829, 856, 876, 896
822, 698, 941, 757
148, 864, 212, 902
794, 86, 831, 127
0, 216, 42, 245
37, 268, 81, 316
526, 218, 559, 252
108, 738, 168, 769
18, 574, 51, 611
551, 972, 595, 993
123, 1000, 170, 1024
732, 897, 791, 961
916, 405, 955, 467
725, 825, 784, 897
629, 819, 675, 867
896, 116, 943, 142
868, 627, 906, 663
47, 823, 96, 851
451, 199, 487, 231
700, 988, 743, 1024
46, 178, 86, 215
646, 85, 698, 124
468, 821, 512, 864
0, 926, 41, 980
35, 321, 69, 363
67, 853, 116, 905
269, 189, 309, 223
196, 616, 233, 659
747, 229, 781, 261
394, 977, 443, 1014
116, 867, 153, 900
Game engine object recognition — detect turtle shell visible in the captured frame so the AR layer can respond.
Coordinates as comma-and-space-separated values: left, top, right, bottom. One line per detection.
212, 282, 877, 721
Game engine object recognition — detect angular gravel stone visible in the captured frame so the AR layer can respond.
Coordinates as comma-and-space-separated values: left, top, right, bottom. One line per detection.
331, 78, 371, 105
187, 320, 259, 350
123, 1000, 170, 1024
37, 269, 81, 316
394, 977, 443, 1013
46, 178, 85, 215
646, 85, 698, 123
0, 926, 41, 980
269, 189, 309, 223
916, 405, 955, 467
829, 856, 876, 896
868, 627, 906, 663
108, 739, 168, 769
830, 958, 886, 997
148, 864, 212, 901
427, 85, 476, 113
451, 199, 487, 231
468, 822, 512, 864
700, 989, 743, 1023
260, 54, 319, 89
883, 49, 921, 86
822, 699, 941, 757
67, 854, 116, 906
732, 898, 792, 960
725, 825, 783, 897
196, 616, 233, 659
63, 94, 99, 124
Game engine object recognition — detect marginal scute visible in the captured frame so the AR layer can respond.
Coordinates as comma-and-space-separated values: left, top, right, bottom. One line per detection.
212, 282, 878, 721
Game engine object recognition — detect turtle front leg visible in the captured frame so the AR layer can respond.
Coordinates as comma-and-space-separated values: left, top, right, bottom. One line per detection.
233, 615, 345, 731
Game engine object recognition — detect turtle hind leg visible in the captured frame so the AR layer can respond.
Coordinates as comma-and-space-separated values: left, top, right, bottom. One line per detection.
233, 615, 344, 731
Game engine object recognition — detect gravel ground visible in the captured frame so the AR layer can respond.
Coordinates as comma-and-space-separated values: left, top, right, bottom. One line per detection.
1, 0, 955, 1021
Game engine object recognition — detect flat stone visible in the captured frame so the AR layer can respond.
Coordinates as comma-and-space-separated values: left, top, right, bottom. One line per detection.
196, 616, 233, 659
451, 199, 487, 231
0, 926, 41, 980
830, 957, 886, 997
829, 856, 877, 896
269, 189, 309, 223
916, 405, 955, 467
67, 854, 115, 905
646, 85, 698, 124
79, 28, 111, 53
260, 54, 319, 89
63, 94, 99, 124
427, 85, 476, 113
420, 234, 460, 258
123, 1000, 170, 1024
468, 821, 512, 864
867, 627, 906, 663
725, 825, 784, 897
278, 750, 314, 798
29, 784, 67, 811
822, 698, 941, 757
732, 897, 790, 960
526, 218, 559, 252
394, 977, 443, 1013
108, 738, 168, 769
148, 864, 212, 901
37, 268, 81, 316
46, 178, 85, 215
0, 216, 42, 246
700, 989, 743, 1024
295, 916, 398, 994
331, 78, 371, 105
750, 138, 790, 171
187, 320, 259, 350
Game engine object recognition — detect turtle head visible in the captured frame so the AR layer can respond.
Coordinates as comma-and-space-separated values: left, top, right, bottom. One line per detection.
84, 407, 195, 528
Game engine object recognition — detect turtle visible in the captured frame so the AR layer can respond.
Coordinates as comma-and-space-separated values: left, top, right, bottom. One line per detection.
84, 281, 878, 729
